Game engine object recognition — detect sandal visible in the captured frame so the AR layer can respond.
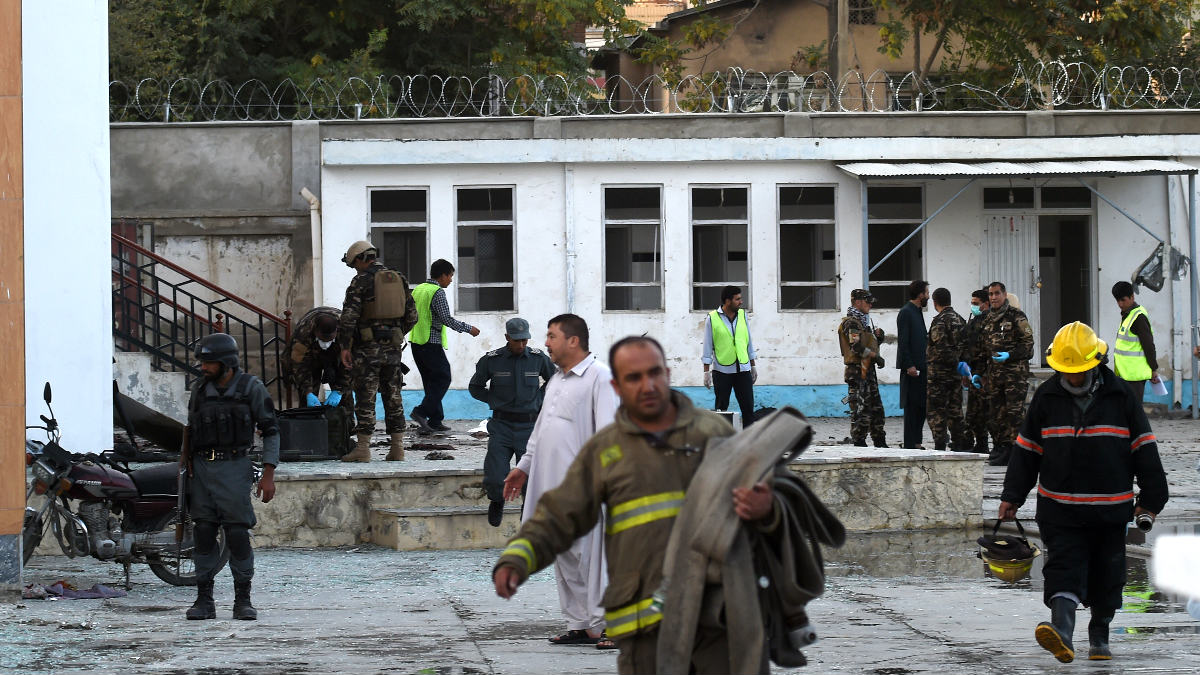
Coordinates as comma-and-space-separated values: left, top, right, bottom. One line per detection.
548, 629, 600, 645
595, 631, 618, 650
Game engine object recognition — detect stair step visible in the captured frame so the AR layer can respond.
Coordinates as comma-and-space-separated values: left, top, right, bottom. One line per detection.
370, 505, 522, 551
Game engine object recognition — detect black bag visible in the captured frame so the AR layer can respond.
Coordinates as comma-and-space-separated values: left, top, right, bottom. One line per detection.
977, 518, 1037, 561
277, 405, 354, 461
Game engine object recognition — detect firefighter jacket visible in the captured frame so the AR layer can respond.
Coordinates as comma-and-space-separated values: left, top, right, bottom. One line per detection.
495, 391, 734, 640
1001, 364, 1168, 526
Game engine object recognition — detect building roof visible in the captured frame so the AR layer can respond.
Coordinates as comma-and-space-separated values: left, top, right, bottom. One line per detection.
837, 159, 1198, 179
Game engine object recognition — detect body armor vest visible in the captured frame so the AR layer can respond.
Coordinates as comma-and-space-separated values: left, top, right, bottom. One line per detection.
838, 316, 877, 365
361, 268, 407, 320
188, 372, 256, 453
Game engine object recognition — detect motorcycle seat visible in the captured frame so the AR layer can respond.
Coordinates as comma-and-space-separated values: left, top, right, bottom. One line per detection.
129, 463, 179, 497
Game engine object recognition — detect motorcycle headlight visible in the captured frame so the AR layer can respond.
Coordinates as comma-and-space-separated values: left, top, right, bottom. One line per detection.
31, 460, 53, 485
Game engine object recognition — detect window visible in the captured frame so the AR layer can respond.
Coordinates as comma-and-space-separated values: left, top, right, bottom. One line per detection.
691, 186, 749, 310
983, 187, 1035, 210
604, 186, 663, 311
866, 186, 923, 307
848, 0, 876, 25
779, 186, 837, 310
456, 187, 515, 311
1040, 186, 1091, 209
369, 188, 427, 283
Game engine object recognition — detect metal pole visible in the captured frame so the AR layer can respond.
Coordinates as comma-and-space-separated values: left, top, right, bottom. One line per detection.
1076, 178, 1164, 243
1189, 173, 1198, 418
869, 179, 975, 275
861, 180, 869, 289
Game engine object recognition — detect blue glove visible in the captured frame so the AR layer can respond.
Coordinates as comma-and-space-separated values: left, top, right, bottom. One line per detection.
956, 362, 972, 378
325, 391, 343, 407
970, 374, 982, 389
305, 393, 320, 407
992, 351, 1010, 363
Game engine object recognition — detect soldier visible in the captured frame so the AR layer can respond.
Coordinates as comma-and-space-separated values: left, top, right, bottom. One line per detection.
839, 289, 887, 447
285, 306, 349, 407
468, 317, 555, 528
925, 287, 969, 450
963, 289, 991, 453
981, 281, 1034, 466
337, 240, 418, 463
183, 333, 278, 621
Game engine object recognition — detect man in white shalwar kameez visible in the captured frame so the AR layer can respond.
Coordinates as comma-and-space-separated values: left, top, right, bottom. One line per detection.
504, 313, 618, 645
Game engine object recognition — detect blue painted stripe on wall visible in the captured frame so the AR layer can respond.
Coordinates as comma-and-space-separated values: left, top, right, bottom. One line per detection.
371, 379, 1197, 420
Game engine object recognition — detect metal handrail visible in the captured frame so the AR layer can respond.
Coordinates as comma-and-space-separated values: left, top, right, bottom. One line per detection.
112, 233, 293, 407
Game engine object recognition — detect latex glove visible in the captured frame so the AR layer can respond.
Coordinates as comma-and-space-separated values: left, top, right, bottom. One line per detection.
703, 371, 712, 390
750, 367, 758, 384
970, 374, 982, 389
992, 351, 1010, 363
305, 393, 320, 407
325, 391, 343, 407
956, 361, 972, 378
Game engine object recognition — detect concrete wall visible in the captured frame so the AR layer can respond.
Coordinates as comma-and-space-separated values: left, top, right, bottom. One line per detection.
24, 0, 112, 452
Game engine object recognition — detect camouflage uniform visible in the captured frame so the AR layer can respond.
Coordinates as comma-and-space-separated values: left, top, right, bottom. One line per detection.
338, 261, 418, 435
963, 310, 990, 450
925, 306, 969, 450
980, 302, 1034, 455
840, 310, 886, 445
284, 307, 349, 398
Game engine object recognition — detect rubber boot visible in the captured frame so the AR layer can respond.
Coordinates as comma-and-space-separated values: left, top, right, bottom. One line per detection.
987, 443, 1012, 466
341, 433, 372, 463
385, 433, 405, 461
1088, 610, 1114, 660
186, 580, 216, 620
1035, 596, 1077, 663
232, 580, 257, 621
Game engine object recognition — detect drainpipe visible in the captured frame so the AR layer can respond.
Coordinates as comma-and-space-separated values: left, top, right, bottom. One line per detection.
1189, 173, 1198, 418
300, 187, 323, 305
564, 166, 576, 312
1168, 176, 1184, 407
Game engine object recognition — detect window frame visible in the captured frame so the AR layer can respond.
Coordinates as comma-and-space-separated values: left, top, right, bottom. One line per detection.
366, 186, 430, 284
689, 183, 752, 313
866, 184, 925, 308
777, 183, 838, 312
602, 183, 665, 313
848, 0, 877, 25
454, 185, 517, 313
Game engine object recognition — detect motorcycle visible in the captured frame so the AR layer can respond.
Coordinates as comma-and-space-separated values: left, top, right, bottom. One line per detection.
23, 382, 230, 587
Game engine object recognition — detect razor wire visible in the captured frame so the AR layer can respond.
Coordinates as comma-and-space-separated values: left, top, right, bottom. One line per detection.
109, 61, 1200, 122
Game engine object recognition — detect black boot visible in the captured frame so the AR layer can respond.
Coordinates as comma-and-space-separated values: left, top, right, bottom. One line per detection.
873, 438, 888, 448
186, 580, 216, 620
974, 434, 989, 455
233, 580, 258, 620
933, 440, 947, 451
1088, 610, 1114, 660
987, 443, 1012, 466
851, 438, 867, 447
1035, 596, 1077, 663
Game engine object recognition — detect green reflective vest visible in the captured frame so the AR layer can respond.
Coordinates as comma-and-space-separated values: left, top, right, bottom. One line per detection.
1113, 305, 1152, 381
408, 282, 448, 348
710, 309, 750, 366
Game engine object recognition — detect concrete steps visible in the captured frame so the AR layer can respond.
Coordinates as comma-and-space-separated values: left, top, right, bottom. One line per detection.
113, 351, 189, 424
369, 505, 523, 550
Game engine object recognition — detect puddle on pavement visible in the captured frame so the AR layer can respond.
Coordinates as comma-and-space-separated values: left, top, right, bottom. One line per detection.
825, 527, 1199, 617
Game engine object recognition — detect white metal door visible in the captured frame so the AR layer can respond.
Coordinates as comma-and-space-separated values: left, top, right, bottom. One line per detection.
983, 214, 1042, 360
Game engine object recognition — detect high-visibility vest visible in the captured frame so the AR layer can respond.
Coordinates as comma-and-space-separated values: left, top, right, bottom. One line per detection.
408, 282, 448, 348
1113, 305, 1152, 381
710, 309, 750, 366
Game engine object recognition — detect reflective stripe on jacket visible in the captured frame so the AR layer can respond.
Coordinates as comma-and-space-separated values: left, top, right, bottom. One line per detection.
710, 309, 750, 366
1113, 305, 1152, 381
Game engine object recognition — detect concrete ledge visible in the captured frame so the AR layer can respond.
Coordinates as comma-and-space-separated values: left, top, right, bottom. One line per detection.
370, 506, 522, 550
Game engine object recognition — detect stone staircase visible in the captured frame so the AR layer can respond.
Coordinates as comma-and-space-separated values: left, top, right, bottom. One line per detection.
113, 351, 189, 424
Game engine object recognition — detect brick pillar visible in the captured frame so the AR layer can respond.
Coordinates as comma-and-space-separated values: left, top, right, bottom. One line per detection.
0, 0, 25, 593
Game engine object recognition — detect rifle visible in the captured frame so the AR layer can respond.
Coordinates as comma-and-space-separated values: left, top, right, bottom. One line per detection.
176, 426, 190, 544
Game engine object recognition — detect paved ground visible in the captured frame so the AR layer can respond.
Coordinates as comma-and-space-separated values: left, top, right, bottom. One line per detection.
5, 415, 1197, 674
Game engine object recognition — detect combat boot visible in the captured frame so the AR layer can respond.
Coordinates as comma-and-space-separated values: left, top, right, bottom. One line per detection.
1088, 610, 1114, 660
186, 580, 216, 620
987, 443, 1011, 466
1035, 596, 1077, 663
385, 433, 405, 461
232, 580, 257, 620
974, 434, 990, 455
341, 433, 372, 462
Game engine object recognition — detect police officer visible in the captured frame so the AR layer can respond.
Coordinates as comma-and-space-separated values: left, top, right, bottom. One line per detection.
963, 289, 991, 453
468, 318, 555, 527
338, 240, 418, 462
981, 281, 1034, 466
184, 333, 279, 621
839, 289, 888, 447
925, 287, 969, 450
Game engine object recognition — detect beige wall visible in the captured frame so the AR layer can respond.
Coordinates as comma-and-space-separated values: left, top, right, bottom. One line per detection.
0, 0, 24, 542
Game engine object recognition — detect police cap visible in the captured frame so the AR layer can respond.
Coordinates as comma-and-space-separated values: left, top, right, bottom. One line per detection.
505, 317, 531, 340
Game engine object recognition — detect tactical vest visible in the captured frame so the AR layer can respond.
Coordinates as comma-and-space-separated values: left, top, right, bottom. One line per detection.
188, 372, 256, 454
709, 309, 750, 366
1114, 305, 1153, 381
408, 282, 449, 348
838, 315, 877, 365
361, 268, 407, 320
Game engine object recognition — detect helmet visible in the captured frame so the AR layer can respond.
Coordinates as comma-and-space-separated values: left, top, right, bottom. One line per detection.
1045, 321, 1107, 373
195, 333, 239, 370
981, 550, 1039, 583
342, 240, 378, 267
977, 519, 1040, 583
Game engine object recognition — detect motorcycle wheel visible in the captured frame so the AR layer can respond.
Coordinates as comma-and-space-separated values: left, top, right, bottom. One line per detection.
146, 507, 230, 587
22, 508, 45, 565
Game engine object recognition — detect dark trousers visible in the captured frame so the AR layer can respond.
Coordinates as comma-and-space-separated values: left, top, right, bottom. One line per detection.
1037, 519, 1127, 612
411, 342, 452, 424
901, 371, 927, 448
483, 418, 534, 503
713, 370, 755, 425
1125, 379, 1147, 405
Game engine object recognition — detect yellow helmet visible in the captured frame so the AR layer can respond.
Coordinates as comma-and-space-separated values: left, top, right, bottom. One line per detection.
1045, 321, 1107, 373
981, 548, 1040, 583
342, 240, 377, 267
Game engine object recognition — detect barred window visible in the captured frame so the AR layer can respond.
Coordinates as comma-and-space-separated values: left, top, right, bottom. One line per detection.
369, 188, 427, 283
692, 186, 750, 310
604, 186, 663, 311
849, 0, 876, 25
456, 187, 515, 311
867, 186, 923, 308
779, 186, 837, 310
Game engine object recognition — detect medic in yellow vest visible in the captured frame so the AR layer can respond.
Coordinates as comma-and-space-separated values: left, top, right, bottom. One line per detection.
701, 285, 758, 425
1110, 281, 1160, 404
